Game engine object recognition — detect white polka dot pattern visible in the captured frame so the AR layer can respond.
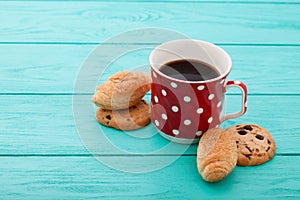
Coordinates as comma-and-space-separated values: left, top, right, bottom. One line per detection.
197, 85, 205, 90
154, 96, 158, 103
172, 129, 179, 135
183, 96, 191, 102
170, 82, 177, 88
162, 113, 168, 120
172, 106, 179, 112
197, 108, 203, 114
184, 120, 191, 125
150, 74, 230, 140
196, 131, 202, 136
208, 94, 215, 100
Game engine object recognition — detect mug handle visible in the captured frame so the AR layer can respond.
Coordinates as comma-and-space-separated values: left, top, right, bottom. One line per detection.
221, 80, 248, 122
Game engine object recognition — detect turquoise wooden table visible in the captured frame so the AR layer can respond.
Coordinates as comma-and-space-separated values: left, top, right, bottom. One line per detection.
1, 0, 300, 199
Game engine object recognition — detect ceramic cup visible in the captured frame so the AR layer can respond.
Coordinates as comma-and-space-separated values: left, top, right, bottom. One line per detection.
150, 39, 247, 144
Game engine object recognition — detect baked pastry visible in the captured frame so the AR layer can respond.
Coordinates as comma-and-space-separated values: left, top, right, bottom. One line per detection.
96, 100, 150, 130
92, 71, 151, 110
197, 128, 238, 182
226, 124, 276, 166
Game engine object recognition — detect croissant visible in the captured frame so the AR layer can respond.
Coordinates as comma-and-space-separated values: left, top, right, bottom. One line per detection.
197, 128, 238, 182
92, 71, 151, 110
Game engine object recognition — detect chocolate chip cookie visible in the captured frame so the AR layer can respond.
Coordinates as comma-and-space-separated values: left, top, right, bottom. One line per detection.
226, 124, 276, 166
96, 100, 151, 130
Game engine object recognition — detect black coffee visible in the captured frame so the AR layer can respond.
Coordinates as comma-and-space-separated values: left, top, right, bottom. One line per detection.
159, 59, 220, 81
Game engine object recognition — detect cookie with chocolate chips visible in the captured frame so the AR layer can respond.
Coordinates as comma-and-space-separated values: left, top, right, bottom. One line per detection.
96, 100, 151, 130
226, 124, 276, 166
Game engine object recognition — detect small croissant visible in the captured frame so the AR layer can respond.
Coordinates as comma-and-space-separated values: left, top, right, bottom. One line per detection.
197, 128, 238, 182
92, 70, 151, 110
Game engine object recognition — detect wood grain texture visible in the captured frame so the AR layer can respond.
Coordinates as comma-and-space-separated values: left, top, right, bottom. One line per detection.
0, 156, 299, 199
0, 2, 300, 43
2, 0, 300, 2
0, 94, 299, 155
0, 45, 300, 94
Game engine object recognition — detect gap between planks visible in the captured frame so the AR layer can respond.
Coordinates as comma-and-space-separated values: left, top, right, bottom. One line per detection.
0, 153, 298, 157
0, 0, 300, 5
1, 93, 300, 96
1, 42, 300, 46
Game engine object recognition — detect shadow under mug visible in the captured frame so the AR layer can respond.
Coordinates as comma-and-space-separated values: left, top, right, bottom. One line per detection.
149, 39, 247, 144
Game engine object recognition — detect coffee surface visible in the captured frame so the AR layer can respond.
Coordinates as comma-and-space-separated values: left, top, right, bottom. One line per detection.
159, 59, 220, 81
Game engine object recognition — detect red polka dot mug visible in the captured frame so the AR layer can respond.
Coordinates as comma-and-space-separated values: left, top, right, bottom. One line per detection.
150, 39, 247, 144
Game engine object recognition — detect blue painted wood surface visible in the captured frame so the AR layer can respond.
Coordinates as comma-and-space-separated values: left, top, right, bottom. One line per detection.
1, 2, 300, 44
0, 45, 300, 94
0, 0, 300, 199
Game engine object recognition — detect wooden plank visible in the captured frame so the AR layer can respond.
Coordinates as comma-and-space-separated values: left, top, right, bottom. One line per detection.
0, 45, 300, 94
0, 156, 299, 199
0, 2, 300, 44
0, 94, 299, 155
2, 0, 300, 3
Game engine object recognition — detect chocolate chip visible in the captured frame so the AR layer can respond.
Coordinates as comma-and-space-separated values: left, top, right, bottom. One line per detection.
238, 130, 247, 135
256, 148, 259, 152
236, 125, 240, 127
266, 146, 270, 152
246, 145, 253, 153
105, 115, 111, 120
132, 105, 137, 109
243, 125, 253, 131
236, 141, 239, 144
255, 134, 264, 140
141, 100, 147, 104
267, 139, 271, 145
243, 154, 252, 160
